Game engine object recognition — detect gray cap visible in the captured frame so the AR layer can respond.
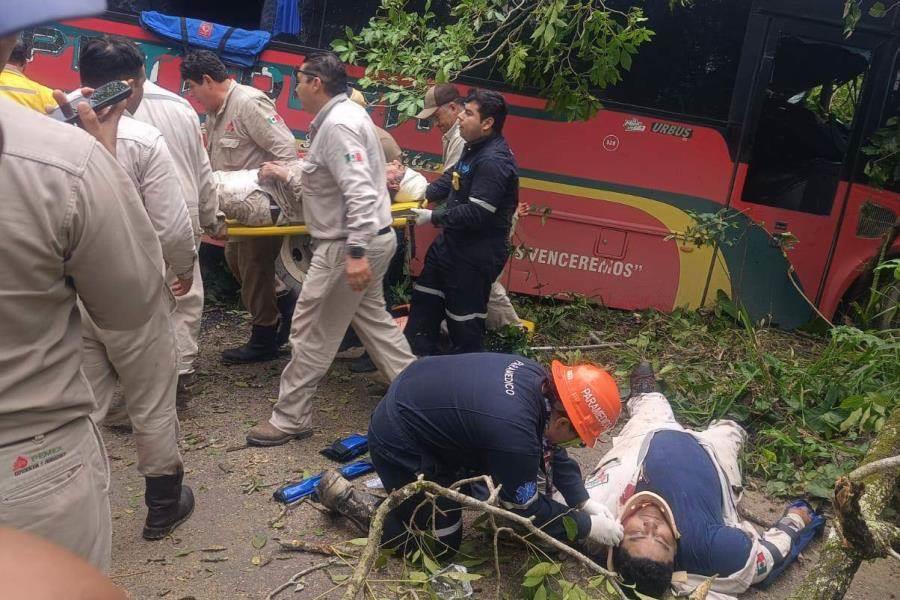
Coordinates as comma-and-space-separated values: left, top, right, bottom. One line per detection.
1, 0, 107, 37
415, 84, 461, 120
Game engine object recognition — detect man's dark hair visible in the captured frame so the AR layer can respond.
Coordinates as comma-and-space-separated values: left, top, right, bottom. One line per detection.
464, 88, 507, 134
9, 39, 30, 66
180, 49, 228, 84
612, 546, 674, 599
297, 51, 347, 97
78, 35, 144, 88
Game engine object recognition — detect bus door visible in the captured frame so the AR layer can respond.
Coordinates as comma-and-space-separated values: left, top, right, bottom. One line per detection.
727, 12, 885, 324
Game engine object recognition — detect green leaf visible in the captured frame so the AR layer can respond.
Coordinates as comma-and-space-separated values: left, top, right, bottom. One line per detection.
562, 515, 578, 541
534, 584, 548, 600
522, 575, 544, 588
251, 534, 267, 550
346, 538, 369, 546
870, 1, 887, 17
422, 554, 440, 574
409, 571, 429, 583
446, 572, 483, 582
524, 562, 560, 579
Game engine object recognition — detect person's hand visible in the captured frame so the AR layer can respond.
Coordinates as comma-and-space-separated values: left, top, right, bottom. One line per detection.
787, 505, 813, 526
52, 86, 127, 157
170, 276, 193, 297
517, 201, 530, 218
345, 256, 372, 292
580, 499, 616, 521
411, 207, 432, 226
587, 514, 624, 546
258, 162, 290, 184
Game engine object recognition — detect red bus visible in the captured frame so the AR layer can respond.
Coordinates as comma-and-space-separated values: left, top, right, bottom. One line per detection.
24, 0, 900, 329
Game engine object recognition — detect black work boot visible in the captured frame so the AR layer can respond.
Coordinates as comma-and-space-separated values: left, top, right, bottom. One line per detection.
348, 352, 377, 373
221, 325, 279, 364
629, 360, 659, 398
143, 469, 195, 540
276, 289, 298, 347
315, 470, 380, 533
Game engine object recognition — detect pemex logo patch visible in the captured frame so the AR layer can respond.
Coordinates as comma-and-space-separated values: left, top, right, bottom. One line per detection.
12, 447, 66, 476
12, 456, 28, 474
344, 150, 364, 164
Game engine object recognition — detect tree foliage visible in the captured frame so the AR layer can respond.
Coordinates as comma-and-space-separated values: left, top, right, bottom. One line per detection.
331, 0, 690, 121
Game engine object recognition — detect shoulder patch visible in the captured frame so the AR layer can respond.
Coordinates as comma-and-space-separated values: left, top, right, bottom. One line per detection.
515, 481, 538, 505
344, 150, 364, 164
267, 114, 283, 126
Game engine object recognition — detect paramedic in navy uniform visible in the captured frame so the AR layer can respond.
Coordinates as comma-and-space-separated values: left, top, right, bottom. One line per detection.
405, 89, 519, 355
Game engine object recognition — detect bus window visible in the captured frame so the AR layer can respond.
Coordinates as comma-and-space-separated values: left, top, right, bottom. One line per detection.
600, 0, 751, 121
860, 53, 899, 193
741, 36, 871, 215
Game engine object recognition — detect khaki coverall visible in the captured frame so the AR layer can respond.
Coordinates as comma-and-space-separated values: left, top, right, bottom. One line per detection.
206, 81, 297, 327
0, 99, 165, 570
135, 80, 222, 376
81, 115, 195, 477
270, 94, 416, 434
440, 122, 520, 329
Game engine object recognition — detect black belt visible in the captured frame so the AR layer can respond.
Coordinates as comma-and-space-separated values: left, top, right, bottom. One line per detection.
377, 225, 391, 235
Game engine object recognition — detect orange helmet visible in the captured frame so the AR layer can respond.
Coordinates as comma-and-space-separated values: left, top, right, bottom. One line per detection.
550, 360, 621, 447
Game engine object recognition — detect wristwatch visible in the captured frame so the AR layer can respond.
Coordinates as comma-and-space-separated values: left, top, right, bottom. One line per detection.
347, 245, 366, 259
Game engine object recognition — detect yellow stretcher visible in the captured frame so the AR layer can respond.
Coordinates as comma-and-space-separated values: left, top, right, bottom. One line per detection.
226, 201, 420, 237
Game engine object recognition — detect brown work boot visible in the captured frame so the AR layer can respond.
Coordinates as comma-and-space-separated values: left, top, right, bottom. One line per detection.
629, 360, 658, 398
245, 421, 313, 447
315, 469, 380, 533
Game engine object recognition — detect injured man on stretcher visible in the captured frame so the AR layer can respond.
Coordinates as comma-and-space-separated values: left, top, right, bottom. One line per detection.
215, 159, 427, 227
213, 162, 304, 226
578, 362, 825, 599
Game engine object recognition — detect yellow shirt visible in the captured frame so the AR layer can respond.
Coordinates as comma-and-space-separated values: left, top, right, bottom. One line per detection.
0, 66, 56, 113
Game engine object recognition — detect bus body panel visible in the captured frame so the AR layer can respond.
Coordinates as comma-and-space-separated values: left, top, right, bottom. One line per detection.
22, 11, 897, 329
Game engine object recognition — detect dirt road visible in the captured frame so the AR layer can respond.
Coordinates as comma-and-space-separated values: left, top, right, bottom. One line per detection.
104, 307, 896, 599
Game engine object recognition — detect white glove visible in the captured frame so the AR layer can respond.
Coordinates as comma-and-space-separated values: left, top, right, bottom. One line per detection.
581, 499, 615, 520
411, 207, 433, 226
587, 514, 624, 546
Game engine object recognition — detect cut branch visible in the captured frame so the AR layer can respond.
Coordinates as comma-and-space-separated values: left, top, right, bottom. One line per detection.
340, 475, 623, 600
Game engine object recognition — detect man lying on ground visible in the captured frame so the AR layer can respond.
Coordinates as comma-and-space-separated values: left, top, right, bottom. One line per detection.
581, 362, 824, 599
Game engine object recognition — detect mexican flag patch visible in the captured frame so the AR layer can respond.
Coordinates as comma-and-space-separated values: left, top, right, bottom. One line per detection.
267, 114, 283, 125
344, 150, 364, 164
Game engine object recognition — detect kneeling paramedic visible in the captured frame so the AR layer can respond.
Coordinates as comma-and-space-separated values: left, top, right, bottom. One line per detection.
315, 353, 625, 554
580, 362, 824, 599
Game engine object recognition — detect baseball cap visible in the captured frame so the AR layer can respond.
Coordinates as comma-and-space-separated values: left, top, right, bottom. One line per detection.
1, 0, 107, 36
414, 84, 461, 120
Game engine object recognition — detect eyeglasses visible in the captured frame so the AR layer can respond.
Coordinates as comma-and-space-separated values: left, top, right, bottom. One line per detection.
295, 68, 320, 80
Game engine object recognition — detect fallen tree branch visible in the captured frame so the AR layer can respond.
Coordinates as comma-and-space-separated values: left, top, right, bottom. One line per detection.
529, 343, 625, 352
788, 407, 900, 599
266, 557, 340, 600
274, 538, 359, 558
848, 455, 900, 481
341, 475, 624, 600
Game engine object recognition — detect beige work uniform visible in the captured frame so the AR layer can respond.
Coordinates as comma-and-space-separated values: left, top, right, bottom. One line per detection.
82, 115, 192, 477
440, 123, 520, 329
0, 98, 165, 570
135, 80, 221, 375
270, 94, 415, 434
206, 81, 297, 327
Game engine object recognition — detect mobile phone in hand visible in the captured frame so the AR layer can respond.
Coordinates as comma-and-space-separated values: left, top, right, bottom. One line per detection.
50, 81, 132, 126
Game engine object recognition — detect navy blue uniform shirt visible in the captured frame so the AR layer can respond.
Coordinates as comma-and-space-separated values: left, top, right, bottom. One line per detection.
371, 353, 591, 542
425, 134, 519, 265
636, 430, 752, 577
